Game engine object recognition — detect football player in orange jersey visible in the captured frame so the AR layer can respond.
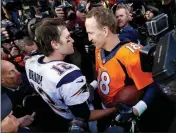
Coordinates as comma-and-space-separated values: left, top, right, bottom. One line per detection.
85, 7, 174, 132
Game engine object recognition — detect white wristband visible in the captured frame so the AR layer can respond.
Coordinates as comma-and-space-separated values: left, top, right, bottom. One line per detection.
90, 80, 98, 90
133, 100, 147, 116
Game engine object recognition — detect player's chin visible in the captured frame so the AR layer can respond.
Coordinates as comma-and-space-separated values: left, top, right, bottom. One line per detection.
69, 48, 74, 54
94, 44, 101, 49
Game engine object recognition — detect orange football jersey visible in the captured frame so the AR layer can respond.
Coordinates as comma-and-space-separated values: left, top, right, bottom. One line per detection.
95, 42, 153, 107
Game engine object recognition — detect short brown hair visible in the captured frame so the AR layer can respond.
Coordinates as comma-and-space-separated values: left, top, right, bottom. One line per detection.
86, 7, 117, 34
35, 18, 66, 56
116, 4, 132, 15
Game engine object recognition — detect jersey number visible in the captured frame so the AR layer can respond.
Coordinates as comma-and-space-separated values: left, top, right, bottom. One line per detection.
52, 63, 73, 75
126, 43, 141, 53
99, 72, 110, 95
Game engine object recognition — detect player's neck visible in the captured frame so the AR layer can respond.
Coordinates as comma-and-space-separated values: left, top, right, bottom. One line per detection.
43, 52, 65, 62
103, 34, 120, 51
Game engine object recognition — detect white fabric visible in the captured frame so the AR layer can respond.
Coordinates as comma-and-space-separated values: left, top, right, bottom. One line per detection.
133, 100, 147, 116
25, 55, 89, 119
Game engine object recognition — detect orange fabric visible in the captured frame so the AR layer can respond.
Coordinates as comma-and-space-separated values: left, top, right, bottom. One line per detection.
14, 56, 25, 67
95, 42, 153, 106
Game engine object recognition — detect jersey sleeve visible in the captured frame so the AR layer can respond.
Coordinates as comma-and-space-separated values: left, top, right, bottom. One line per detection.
56, 70, 90, 106
119, 43, 153, 90
128, 55, 153, 90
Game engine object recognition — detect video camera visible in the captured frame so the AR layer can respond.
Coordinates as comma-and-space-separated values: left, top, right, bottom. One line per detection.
140, 13, 176, 100
1, 19, 25, 42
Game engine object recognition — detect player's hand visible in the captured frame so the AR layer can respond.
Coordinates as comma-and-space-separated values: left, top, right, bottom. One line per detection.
55, 7, 65, 19
116, 103, 135, 122
18, 112, 36, 127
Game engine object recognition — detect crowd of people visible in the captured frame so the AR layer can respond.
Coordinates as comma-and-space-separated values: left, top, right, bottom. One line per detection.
1, 0, 176, 133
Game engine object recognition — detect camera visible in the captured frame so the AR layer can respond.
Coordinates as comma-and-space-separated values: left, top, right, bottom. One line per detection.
1, 19, 25, 42
69, 118, 86, 133
88, 0, 102, 11
57, 1, 76, 20
140, 13, 176, 100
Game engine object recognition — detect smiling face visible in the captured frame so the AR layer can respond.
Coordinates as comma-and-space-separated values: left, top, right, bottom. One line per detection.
85, 17, 106, 49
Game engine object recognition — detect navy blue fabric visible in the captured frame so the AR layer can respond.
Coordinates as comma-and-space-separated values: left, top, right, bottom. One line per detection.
119, 26, 139, 44
56, 70, 83, 88
1, 93, 12, 121
142, 83, 161, 106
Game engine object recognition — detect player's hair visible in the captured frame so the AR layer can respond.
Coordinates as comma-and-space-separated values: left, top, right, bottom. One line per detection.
86, 7, 117, 34
35, 18, 66, 56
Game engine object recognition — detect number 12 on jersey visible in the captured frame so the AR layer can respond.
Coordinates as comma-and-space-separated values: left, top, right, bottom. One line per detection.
99, 72, 110, 95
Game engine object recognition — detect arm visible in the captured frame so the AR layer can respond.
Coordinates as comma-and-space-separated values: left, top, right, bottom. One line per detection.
123, 46, 158, 116
133, 83, 161, 116
89, 107, 117, 121
69, 101, 117, 121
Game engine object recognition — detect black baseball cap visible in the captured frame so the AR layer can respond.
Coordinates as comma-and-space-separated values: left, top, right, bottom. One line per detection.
1, 93, 12, 121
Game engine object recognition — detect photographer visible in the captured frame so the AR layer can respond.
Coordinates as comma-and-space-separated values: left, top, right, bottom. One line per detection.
115, 4, 140, 44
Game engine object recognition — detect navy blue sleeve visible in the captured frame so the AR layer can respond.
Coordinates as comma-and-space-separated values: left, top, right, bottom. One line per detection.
142, 83, 162, 106
119, 26, 139, 44
68, 102, 90, 122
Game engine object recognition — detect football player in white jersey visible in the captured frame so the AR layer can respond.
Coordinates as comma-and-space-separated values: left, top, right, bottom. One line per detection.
25, 18, 117, 132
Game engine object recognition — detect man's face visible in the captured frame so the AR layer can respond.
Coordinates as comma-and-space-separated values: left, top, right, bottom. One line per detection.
58, 28, 75, 55
115, 8, 129, 29
1, 61, 22, 88
85, 17, 106, 49
24, 43, 38, 55
2, 43, 13, 52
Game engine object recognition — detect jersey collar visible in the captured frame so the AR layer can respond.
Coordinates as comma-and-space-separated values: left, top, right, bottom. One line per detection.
101, 40, 130, 64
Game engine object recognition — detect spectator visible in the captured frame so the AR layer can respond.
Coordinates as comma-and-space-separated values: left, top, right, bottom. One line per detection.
18, 36, 38, 56
115, 4, 139, 43
1, 60, 35, 118
76, 3, 86, 21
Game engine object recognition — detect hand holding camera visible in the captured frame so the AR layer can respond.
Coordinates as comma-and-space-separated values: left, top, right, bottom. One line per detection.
55, 7, 65, 19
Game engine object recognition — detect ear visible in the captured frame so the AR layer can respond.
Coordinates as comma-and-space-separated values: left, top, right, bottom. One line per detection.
128, 13, 133, 21
103, 26, 109, 37
51, 40, 60, 50
1, 78, 5, 85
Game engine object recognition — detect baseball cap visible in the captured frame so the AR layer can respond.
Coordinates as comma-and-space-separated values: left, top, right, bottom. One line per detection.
77, 3, 86, 12
1, 93, 12, 121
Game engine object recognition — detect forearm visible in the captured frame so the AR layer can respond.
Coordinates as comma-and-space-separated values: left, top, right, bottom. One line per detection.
89, 107, 117, 121
133, 83, 161, 116
142, 83, 160, 106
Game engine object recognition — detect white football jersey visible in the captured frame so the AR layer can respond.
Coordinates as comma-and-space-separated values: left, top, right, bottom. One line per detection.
25, 55, 90, 119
